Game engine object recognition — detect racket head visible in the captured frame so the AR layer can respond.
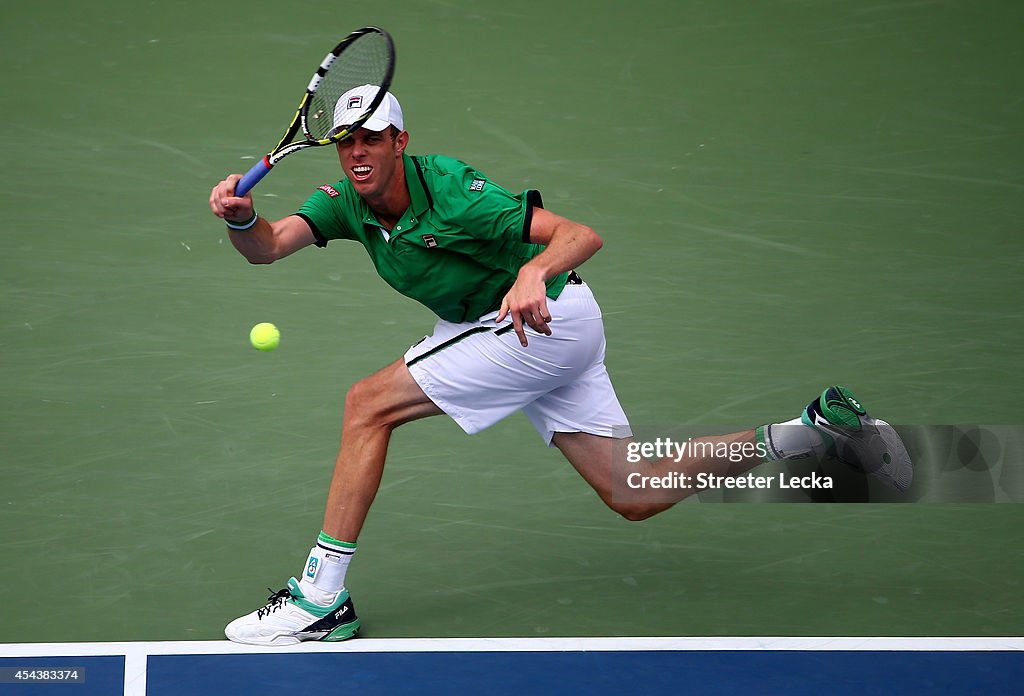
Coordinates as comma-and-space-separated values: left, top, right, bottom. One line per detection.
302, 27, 396, 145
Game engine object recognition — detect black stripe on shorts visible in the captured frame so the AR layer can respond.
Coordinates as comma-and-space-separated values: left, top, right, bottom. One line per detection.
406, 324, 516, 369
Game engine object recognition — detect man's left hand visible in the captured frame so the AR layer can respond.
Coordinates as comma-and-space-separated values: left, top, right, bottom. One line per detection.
497, 267, 552, 347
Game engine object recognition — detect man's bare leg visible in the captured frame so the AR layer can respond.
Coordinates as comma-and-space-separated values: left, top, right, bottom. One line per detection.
555, 386, 915, 519
322, 358, 444, 541
225, 358, 441, 645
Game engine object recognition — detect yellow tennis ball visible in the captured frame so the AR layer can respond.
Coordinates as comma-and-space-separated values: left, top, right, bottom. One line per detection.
249, 322, 280, 352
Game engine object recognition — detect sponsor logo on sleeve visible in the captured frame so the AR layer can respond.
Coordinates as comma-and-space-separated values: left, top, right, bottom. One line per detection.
318, 184, 341, 197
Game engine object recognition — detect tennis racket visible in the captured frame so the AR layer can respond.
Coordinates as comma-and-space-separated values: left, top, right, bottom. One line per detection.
234, 27, 396, 197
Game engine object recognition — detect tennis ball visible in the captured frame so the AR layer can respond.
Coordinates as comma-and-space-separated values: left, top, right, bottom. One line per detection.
250, 322, 280, 352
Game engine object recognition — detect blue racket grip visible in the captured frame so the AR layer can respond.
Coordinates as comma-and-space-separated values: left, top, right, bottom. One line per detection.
235, 157, 272, 197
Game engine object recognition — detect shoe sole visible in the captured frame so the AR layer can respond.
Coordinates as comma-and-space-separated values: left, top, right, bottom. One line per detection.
857, 418, 912, 492
225, 619, 361, 646
322, 620, 361, 641
224, 628, 303, 647
803, 400, 913, 492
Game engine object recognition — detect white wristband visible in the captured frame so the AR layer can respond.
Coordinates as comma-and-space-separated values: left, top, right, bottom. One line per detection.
225, 212, 258, 230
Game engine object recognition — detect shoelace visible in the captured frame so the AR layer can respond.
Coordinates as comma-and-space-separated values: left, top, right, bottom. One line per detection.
256, 587, 293, 619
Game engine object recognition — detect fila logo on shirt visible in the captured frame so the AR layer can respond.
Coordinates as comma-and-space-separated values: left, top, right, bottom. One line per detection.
422, 234, 438, 248
469, 179, 486, 192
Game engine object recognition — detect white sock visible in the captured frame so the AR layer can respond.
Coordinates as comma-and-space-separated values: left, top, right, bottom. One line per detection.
760, 418, 826, 461
297, 532, 356, 606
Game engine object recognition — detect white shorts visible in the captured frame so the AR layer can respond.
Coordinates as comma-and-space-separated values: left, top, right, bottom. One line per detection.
404, 283, 631, 445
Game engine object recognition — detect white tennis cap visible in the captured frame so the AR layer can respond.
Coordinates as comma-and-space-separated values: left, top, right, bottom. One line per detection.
333, 85, 404, 132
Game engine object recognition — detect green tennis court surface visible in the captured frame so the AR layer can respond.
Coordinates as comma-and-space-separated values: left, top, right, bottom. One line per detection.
1, 0, 1021, 645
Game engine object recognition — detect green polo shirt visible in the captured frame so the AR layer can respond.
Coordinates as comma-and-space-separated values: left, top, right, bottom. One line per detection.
295, 153, 568, 323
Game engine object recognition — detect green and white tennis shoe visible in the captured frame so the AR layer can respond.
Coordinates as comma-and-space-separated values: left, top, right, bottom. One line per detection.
224, 577, 360, 646
802, 386, 913, 492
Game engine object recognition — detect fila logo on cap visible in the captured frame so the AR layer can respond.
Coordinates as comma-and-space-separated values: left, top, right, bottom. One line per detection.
333, 86, 405, 132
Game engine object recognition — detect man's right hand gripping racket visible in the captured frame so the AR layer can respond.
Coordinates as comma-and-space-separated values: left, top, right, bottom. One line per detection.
233, 27, 396, 197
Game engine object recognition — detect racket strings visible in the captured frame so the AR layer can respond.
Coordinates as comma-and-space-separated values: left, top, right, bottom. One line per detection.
307, 33, 393, 141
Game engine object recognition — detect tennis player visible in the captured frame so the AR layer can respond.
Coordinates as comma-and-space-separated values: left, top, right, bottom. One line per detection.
208, 85, 912, 645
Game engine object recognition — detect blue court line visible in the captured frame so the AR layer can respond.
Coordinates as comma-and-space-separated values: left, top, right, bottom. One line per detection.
2, 638, 1022, 696
146, 650, 1024, 696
